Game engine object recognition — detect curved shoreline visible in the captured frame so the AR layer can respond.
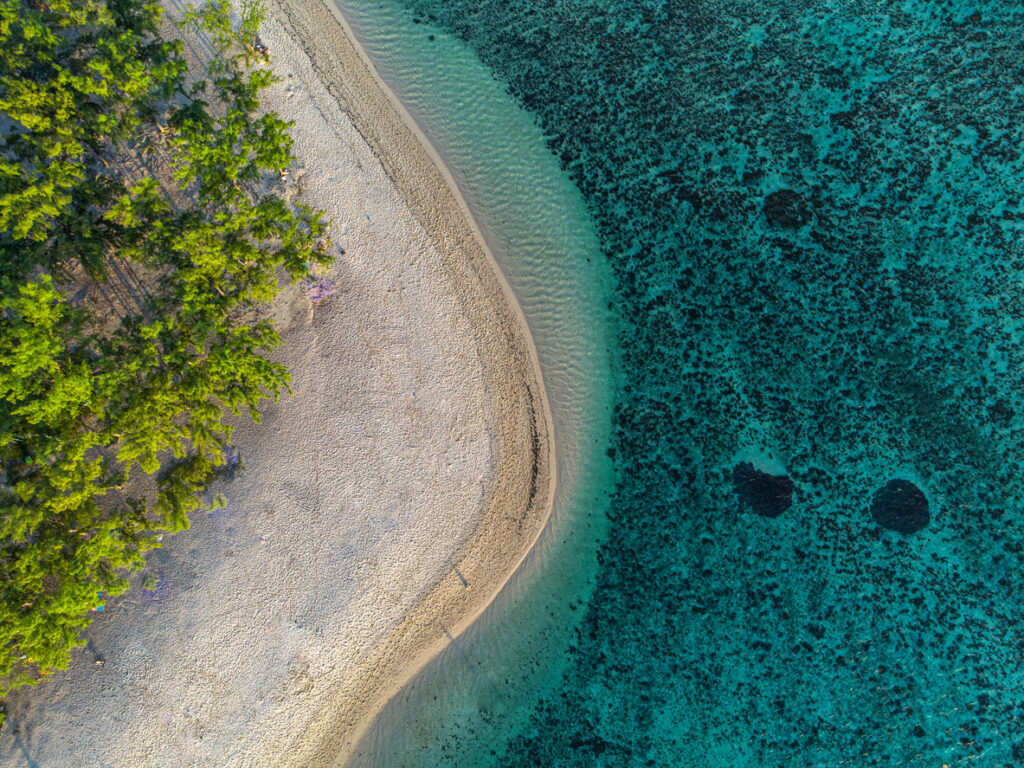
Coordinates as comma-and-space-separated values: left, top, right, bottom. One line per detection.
268, 1, 558, 764
0, 1, 555, 763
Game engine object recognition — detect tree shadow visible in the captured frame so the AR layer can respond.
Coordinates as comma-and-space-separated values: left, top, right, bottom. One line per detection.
3, 720, 40, 768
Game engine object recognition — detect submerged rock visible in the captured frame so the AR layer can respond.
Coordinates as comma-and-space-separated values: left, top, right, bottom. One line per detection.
870, 479, 929, 535
732, 462, 795, 518
763, 189, 810, 228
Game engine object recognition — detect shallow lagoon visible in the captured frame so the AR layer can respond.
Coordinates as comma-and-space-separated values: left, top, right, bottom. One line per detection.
342, 1, 1024, 765
333, 1, 616, 765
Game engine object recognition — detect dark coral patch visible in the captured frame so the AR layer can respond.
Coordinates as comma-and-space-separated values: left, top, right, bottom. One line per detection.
732, 462, 795, 518
870, 479, 930, 535
763, 189, 811, 228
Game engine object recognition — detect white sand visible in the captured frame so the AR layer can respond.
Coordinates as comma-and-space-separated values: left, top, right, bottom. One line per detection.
0, 1, 552, 766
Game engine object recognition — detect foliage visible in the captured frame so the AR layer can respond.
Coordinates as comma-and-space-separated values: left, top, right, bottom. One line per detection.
0, 0, 185, 278
0, 0, 331, 698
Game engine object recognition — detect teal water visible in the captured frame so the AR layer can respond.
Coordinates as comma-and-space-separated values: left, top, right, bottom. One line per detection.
339, 1, 1024, 766
330, 2, 617, 765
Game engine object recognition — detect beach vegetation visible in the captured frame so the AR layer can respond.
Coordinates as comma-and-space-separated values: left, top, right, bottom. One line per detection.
0, 0, 330, 701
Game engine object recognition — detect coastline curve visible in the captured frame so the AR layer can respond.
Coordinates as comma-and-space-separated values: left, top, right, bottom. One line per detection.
268, 0, 560, 763
0, 0, 556, 764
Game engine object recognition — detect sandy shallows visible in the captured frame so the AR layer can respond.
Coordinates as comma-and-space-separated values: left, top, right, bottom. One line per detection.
0, 1, 552, 766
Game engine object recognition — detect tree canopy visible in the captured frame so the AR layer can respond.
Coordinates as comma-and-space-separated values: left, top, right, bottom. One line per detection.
0, 0, 331, 703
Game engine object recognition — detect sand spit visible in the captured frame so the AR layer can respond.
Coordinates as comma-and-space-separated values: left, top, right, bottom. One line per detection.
0, 1, 553, 766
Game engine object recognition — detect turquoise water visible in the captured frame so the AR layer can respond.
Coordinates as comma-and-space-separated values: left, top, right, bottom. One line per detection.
339, 1, 1024, 766
330, 2, 617, 765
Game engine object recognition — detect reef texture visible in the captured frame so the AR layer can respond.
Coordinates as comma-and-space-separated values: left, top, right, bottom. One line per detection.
391, 0, 1024, 766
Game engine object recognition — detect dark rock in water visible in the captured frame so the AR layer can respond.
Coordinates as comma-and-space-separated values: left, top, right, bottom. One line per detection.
763, 189, 811, 228
733, 462, 795, 518
870, 479, 930, 535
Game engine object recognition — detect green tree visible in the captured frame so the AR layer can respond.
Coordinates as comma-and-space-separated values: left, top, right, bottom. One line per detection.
0, 0, 332, 705
0, 0, 184, 279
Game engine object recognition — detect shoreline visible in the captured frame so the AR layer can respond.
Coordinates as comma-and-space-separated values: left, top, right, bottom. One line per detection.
266, 0, 558, 764
0, 0, 556, 764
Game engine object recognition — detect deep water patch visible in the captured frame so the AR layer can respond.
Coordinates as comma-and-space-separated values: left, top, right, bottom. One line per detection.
732, 462, 794, 518
870, 479, 930, 535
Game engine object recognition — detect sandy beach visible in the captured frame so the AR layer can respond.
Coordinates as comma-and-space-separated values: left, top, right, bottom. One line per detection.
0, 1, 553, 765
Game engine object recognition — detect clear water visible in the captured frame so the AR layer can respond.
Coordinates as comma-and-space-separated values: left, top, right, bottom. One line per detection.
339, 1, 1024, 766
330, 2, 617, 765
